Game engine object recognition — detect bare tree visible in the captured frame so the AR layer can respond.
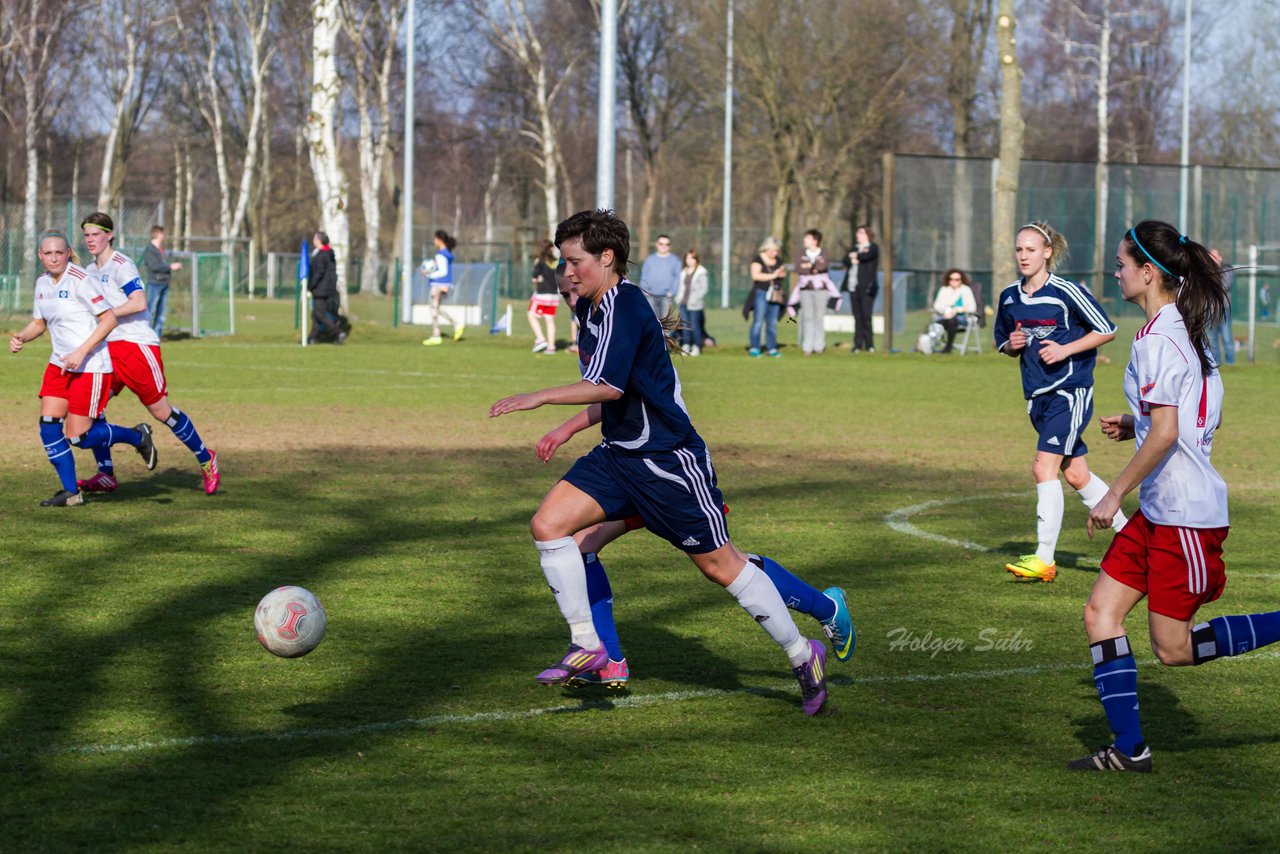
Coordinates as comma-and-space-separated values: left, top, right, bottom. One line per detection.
470, 0, 585, 237
307, 0, 351, 307
175, 0, 275, 250
991, 0, 1023, 299
95, 0, 170, 211
340, 0, 405, 293
0, 0, 77, 270
618, 0, 703, 254
944, 0, 993, 271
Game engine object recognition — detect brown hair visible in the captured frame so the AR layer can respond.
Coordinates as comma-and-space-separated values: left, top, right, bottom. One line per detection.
1120, 219, 1228, 376
943, 268, 970, 286
81, 211, 116, 245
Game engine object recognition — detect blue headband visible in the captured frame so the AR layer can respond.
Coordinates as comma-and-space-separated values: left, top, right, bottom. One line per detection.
1129, 227, 1174, 277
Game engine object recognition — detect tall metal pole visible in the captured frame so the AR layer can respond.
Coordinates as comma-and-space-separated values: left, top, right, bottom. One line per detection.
401, 0, 416, 325
1178, 0, 1191, 232
720, 1, 734, 308
596, 0, 617, 209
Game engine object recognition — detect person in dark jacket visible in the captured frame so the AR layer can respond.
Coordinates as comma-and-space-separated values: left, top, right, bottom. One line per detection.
846, 225, 879, 352
307, 231, 346, 344
142, 225, 182, 336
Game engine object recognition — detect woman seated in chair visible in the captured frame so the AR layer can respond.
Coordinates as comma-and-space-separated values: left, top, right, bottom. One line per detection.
932, 268, 978, 354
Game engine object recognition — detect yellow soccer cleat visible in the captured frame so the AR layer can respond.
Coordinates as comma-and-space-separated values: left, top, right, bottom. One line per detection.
1004, 554, 1057, 582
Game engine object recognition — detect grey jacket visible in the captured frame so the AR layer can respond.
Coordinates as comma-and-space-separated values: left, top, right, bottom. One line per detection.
143, 243, 172, 286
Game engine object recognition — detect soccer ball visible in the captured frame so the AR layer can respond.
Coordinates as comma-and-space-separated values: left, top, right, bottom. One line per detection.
254, 586, 326, 658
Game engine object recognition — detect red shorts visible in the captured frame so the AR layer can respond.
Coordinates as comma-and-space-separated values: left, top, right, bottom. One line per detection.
39, 364, 110, 417
529, 295, 559, 317
108, 340, 168, 405
1100, 509, 1229, 621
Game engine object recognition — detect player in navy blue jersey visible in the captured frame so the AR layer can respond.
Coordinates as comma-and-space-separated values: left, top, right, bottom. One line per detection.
993, 221, 1126, 582
491, 209, 848, 715
535, 261, 854, 690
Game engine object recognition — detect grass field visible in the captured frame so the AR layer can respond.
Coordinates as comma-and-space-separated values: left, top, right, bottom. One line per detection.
2, 297, 1279, 851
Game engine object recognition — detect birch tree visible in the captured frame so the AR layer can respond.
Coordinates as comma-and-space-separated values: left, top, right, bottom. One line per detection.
340, 0, 405, 294
307, 0, 351, 307
471, 0, 583, 237
0, 0, 76, 272
176, 0, 275, 251
991, 1, 1023, 300
96, 0, 169, 210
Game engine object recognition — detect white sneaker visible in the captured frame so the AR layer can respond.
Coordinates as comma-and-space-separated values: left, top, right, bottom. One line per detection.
532, 340, 548, 353
689, 345, 700, 356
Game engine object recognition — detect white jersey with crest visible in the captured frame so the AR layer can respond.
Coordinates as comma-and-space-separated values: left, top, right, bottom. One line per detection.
33, 262, 114, 373
1125, 304, 1227, 528
87, 250, 159, 346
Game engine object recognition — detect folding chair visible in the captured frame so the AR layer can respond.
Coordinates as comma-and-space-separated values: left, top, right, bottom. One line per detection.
956, 314, 982, 355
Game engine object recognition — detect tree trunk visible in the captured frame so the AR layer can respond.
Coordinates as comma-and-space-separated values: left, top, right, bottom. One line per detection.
1091, 2, 1111, 296
482, 149, 502, 263
307, 0, 351, 310
991, 1, 1023, 304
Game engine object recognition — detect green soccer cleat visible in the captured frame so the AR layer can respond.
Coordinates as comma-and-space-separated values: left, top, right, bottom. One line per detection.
1005, 554, 1057, 582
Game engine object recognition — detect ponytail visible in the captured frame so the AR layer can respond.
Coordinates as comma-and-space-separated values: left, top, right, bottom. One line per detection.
1121, 219, 1228, 376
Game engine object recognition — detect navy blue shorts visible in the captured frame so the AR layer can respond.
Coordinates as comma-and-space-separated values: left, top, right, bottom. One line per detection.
1027, 387, 1092, 457
562, 441, 729, 554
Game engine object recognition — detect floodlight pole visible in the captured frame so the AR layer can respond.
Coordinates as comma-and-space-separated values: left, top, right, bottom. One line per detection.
1178, 0, 1191, 232
596, 0, 617, 209
401, 0, 416, 326
720, 0, 734, 308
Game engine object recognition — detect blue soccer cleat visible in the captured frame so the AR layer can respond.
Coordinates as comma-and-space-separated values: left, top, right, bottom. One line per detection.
821, 586, 856, 662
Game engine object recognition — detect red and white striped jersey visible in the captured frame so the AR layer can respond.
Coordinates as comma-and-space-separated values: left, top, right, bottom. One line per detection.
1124, 304, 1227, 528
88, 250, 160, 346
33, 262, 114, 373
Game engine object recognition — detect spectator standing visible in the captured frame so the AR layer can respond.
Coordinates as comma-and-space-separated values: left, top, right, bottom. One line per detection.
142, 226, 182, 336
677, 248, 709, 356
638, 234, 681, 321
747, 237, 786, 358
307, 231, 346, 344
528, 240, 560, 354
790, 229, 838, 355
931, 269, 977, 354
1208, 249, 1235, 366
848, 226, 880, 353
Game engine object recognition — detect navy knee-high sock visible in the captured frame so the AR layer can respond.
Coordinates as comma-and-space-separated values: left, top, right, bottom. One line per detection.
39, 417, 78, 493
90, 417, 114, 474
1090, 635, 1144, 757
165, 408, 212, 464
749, 554, 836, 623
70, 420, 142, 451
584, 552, 623, 661
1192, 612, 1280, 663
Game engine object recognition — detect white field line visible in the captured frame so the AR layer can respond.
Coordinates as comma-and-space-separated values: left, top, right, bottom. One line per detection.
8, 651, 1278, 761
883, 493, 1278, 579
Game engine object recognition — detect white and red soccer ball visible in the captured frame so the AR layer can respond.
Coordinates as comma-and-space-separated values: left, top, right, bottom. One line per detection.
255, 586, 326, 658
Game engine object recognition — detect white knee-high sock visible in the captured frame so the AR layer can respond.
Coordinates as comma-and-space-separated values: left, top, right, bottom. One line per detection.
535, 537, 600, 649
1036, 480, 1064, 564
725, 560, 810, 666
1076, 472, 1128, 531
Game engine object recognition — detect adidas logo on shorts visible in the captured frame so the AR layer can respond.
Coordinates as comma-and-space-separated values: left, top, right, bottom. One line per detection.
1047, 436, 1061, 446
681, 536, 700, 547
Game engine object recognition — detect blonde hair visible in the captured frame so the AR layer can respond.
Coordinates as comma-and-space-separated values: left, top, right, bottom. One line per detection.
1018, 220, 1068, 272
38, 229, 79, 265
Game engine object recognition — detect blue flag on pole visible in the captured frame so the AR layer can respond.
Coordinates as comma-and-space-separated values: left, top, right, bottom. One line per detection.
298, 238, 310, 282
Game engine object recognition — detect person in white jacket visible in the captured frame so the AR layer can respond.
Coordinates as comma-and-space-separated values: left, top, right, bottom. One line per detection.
932, 268, 977, 354
677, 249, 710, 356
